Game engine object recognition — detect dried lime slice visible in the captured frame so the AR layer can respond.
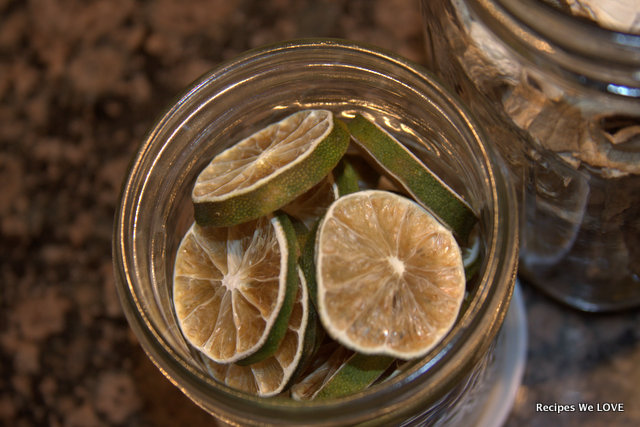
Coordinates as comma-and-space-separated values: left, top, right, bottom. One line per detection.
203, 268, 310, 397
172, 213, 298, 364
290, 342, 394, 400
291, 343, 351, 400
312, 352, 395, 400
316, 190, 466, 359
347, 114, 476, 240
193, 110, 349, 227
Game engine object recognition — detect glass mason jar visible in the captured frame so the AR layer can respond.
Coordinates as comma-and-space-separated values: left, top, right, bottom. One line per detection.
422, 0, 640, 311
113, 39, 519, 426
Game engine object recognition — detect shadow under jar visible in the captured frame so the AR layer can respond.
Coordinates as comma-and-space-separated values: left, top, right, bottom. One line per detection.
422, 0, 640, 311
113, 39, 518, 426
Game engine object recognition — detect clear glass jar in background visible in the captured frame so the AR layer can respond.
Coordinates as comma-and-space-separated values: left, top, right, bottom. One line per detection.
422, 0, 640, 311
112, 39, 520, 425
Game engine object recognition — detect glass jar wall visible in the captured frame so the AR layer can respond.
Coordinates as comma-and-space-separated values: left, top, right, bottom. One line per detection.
422, 0, 640, 311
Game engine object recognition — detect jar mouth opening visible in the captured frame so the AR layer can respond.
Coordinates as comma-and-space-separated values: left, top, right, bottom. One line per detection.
113, 39, 518, 424
467, 0, 640, 98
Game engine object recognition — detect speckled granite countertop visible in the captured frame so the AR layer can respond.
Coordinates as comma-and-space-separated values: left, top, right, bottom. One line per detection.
1, 0, 638, 426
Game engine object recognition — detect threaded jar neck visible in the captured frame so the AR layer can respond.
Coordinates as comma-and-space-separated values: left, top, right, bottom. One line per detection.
466, 0, 640, 99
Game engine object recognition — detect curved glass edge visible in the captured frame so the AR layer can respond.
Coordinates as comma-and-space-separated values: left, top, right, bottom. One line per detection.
475, 281, 527, 427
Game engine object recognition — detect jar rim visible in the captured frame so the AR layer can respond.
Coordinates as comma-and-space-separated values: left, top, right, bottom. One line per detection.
113, 38, 518, 425
466, 0, 640, 98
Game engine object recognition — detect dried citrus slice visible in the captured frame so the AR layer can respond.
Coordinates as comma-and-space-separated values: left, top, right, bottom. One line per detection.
172, 213, 298, 364
311, 352, 395, 400
203, 268, 310, 397
291, 343, 352, 400
291, 342, 394, 400
193, 110, 349, 227
316, 190, 466, 359
347, 114, 476, 240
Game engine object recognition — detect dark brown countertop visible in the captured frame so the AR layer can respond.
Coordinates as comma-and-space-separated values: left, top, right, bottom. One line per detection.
1, 0, 638, 425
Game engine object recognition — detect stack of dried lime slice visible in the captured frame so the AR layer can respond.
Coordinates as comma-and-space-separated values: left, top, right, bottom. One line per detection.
172, 109, 478, 398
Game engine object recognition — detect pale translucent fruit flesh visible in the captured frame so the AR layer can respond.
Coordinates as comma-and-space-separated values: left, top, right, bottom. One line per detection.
347, 114, 476, 241
343, 120, 479, 282
295, 160, 361, 310
172, 215, 294, 364
193, 110, 332, 202
192, 110, 350, 227
316, 190, 466, 359
235, 213, 299, 366
203, 269, 310, 397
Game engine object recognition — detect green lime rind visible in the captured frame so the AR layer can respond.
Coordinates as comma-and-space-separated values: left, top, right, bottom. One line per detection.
297, 303, 324, 369
299, 220, 320, 310
294, 266, 325, 371
313, 352, 396, 400
297, 155, 357, 311
291, 218, 310, 257
237, 212, 299, 366
347, 114, 476, 241
333, 158, 360, 196
285, 292, 325, 390
289, 342, 348, 401
194, 119, 350, 227
344, 152, 380, 191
